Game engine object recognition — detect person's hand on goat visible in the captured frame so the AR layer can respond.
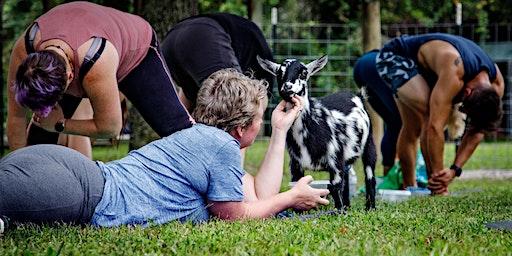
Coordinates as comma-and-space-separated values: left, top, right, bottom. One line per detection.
428, 168, 455, 195
289, 175, 330, 211
271, 95, 303, 132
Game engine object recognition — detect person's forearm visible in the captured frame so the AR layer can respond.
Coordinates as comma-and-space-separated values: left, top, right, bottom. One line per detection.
419, 125, 432, 176
453, 131, 484, 167
217, 191, 294, 220
242, 191, 294, 219
63, 118, 121, 138
426, 124, 446, 173
254, 129, 288, 200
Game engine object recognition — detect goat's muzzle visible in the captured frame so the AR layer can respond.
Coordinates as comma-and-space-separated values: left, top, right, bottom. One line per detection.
279, 90, 295, 102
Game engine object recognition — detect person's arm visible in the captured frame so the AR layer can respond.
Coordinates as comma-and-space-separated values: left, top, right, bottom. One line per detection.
429, 64, 504, 194
492, 64, 505, 98
36, 41, 123, 138
250, 98, 303, 200
6, 36, 29, 150
209, 175, 329, 220
425, 53, 465, 174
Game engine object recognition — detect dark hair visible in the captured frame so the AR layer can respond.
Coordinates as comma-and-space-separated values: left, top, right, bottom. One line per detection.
14, 50, 67, 117
461, 86, 502, 132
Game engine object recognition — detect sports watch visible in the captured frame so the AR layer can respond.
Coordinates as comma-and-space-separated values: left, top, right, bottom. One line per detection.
450, 164, 462, 177
54, 119, 66, 133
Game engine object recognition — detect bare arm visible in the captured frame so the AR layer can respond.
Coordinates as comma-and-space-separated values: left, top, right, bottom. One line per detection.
450, 64, 502, 168
430, 64, 503, 193
453, 129, 484, 167
209, 175, 329, 220
425, 54, 465, 174
6, 36, 29, 150
37, 41, 122, 138
249, 98, 303, 200
492, 64, 505, 98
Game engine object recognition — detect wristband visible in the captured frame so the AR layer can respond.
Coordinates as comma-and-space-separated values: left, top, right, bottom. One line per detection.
450, 164, 462, 177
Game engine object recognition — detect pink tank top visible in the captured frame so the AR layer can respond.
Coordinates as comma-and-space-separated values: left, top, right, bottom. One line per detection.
35, 1, 152, 97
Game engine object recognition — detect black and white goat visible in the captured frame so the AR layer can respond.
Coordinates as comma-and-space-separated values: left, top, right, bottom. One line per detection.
257, 55, 376, 210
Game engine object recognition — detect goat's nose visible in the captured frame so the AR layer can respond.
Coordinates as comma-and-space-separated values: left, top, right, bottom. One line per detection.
284, 82, 293, 90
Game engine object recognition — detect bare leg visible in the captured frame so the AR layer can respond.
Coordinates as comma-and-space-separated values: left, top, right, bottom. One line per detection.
57, 99, 93, 159
394, 75, 431, 188
394, 102, 421, 188
420, 121, 432, 177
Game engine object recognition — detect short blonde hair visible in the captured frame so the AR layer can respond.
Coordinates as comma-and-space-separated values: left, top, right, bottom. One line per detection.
192, 69, 268, 132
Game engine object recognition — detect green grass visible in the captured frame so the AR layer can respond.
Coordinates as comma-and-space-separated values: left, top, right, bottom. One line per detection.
1, 179, 511, 255
1, 140, 511, 255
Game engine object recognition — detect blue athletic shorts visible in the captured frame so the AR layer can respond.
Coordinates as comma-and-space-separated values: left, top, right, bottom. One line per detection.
375, 50, 418, 94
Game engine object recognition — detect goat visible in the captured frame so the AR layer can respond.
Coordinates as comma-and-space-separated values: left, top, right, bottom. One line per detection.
257, 55, 376, 210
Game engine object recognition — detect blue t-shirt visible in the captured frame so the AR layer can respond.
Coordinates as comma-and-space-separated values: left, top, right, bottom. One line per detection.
91, 124, 245, 227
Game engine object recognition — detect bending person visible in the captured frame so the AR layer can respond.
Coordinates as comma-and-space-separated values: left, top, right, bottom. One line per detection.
0, 69, 329, 230
7, 2, 192, 156
354, 33, 504, 194
161, 13, 275, 112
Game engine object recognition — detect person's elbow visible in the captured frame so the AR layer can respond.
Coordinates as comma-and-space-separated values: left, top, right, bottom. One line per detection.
208, 201, 248, 221
96, 118, 122, 138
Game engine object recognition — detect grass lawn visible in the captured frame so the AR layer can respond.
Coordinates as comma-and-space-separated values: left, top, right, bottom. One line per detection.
1, 179, 510, 255
1, 140, 511, 255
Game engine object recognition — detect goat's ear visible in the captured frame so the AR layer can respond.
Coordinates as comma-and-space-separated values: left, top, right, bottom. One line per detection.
257, 55, 280, 76
306, 55, 328, 76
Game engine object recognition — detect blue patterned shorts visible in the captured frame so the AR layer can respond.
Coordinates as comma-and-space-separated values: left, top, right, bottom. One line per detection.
375, 50, 418, 94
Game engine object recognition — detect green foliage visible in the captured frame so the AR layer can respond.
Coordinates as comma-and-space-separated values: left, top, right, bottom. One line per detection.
199, 0, 247, 16
380, 0, 454, 24
2, 0, 42, 83
476, 4, 490, 41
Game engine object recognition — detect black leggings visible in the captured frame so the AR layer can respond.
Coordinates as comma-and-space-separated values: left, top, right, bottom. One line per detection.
26, 34, 192, 145
353, 51, 402, 167
118, 35, 192, 137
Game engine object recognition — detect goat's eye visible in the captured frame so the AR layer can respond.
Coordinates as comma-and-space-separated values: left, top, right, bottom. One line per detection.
300, 70, 307, 79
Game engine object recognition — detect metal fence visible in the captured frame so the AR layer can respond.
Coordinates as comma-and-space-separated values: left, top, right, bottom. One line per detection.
259, 22, 512, 169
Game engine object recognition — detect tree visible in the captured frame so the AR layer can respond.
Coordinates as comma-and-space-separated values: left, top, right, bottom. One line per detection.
362, 0, 383, 167
127, 0, 198, 150
1, 0, 5, 155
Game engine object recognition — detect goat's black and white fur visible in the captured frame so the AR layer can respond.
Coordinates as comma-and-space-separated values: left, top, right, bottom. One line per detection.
258, 55, 376, 210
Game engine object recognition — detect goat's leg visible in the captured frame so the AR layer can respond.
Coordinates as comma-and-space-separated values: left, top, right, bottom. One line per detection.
328, 167, 346, 211
362, 134, 377, 210
342, 168, 350, 209
290, 158, 304, 182
337, 161, 351, 209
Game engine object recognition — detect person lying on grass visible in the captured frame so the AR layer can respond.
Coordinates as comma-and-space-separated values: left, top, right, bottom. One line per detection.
0, 69, 329, 229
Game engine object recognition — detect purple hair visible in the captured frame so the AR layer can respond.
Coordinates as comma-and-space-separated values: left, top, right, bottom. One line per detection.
14, 50, 67, 117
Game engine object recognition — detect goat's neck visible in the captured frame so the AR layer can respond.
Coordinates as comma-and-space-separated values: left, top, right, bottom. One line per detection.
300, 90, 311, 111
